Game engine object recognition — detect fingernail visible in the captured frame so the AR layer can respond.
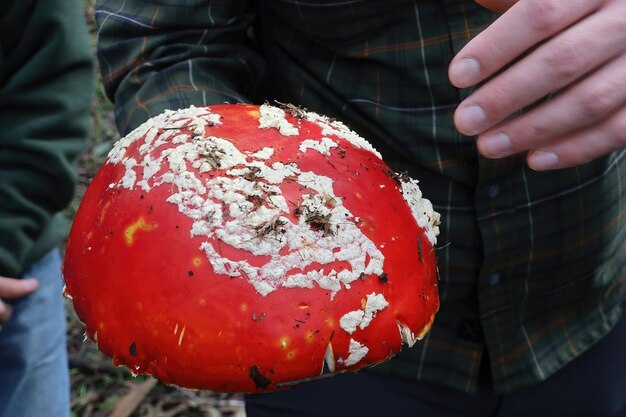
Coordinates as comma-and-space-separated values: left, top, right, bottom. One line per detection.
456, 105, 486, 135
449, 57, 480, 87
21, 278, 39, 291
529, 151, 560, 171
479, 133, 512, 157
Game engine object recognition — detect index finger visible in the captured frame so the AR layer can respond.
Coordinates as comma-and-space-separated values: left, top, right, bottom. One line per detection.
0, 277, 39, 299
449, 0, 600, 88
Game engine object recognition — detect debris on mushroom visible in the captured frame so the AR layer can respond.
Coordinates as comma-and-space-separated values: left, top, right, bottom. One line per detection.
63, 103, 440, 393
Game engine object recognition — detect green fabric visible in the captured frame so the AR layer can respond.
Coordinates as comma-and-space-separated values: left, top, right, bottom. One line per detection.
96, 0, 626, 394
0, 0, 95, 277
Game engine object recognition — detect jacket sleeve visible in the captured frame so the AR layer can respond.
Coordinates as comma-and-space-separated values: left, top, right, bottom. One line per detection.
0, 0, 95, 277
96, 0, 265, 136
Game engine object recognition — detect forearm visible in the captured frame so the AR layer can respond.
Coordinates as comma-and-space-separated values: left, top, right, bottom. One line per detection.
96, 0, 265, 135
0, 0, 94, 276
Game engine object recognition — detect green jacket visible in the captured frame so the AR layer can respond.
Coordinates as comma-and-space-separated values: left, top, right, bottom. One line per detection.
0, 0, 94, 277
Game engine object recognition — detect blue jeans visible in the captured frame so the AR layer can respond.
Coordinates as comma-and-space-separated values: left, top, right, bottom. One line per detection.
0, 249, 70, 417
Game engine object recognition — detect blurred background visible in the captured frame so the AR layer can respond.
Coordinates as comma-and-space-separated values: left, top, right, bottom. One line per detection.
63, 3, 246, 416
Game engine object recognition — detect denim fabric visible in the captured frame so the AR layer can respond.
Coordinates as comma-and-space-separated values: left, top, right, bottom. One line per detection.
0, 249, 70, 417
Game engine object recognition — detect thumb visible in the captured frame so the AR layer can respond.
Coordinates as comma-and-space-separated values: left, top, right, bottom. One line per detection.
0, 277, 39, 299
475, 0, 519, 13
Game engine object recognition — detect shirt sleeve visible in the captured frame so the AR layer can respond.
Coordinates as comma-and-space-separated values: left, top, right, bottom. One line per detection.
0, 0, 94, 277
96, 0, 265, 135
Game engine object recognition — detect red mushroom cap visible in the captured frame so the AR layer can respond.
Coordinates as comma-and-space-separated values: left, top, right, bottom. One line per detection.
474, 0, 517, 13
63, 103, 440, 392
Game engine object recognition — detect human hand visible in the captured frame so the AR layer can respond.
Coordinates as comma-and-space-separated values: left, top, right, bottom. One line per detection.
0, 276, 38, 326
450, 0, 626, 170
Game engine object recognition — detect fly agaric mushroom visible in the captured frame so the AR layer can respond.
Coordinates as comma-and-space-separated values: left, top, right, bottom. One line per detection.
63, 103, 440, 393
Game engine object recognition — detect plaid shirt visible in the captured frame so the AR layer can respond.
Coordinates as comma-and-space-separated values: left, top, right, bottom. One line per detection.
96, 0, 626, 394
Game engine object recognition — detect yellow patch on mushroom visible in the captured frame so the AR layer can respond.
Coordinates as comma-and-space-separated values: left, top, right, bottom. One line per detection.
279, 336, 289, 349
98, 201, 111, 225
178, 326, 186, 346
305, 330, 316, 343
124, 216, 157, 246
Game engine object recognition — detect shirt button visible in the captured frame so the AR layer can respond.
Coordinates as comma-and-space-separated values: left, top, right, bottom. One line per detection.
488, 184, 501, 198
489, 272, 501, 286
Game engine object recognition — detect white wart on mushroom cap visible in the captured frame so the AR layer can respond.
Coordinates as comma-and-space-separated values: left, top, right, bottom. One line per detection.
108, 104, 439, 300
